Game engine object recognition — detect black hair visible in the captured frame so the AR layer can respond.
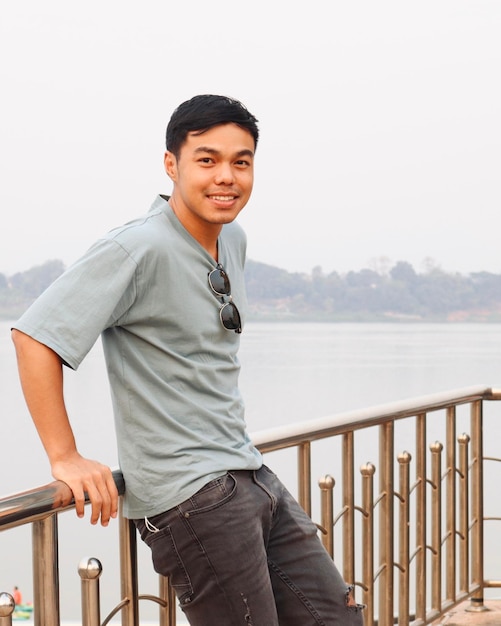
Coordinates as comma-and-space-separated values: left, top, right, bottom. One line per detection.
166, 94, 259, 158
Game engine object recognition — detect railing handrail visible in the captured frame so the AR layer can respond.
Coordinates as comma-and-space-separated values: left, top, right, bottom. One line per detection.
252, 384, 500, 450
0, 470, 125, 531
1, 385, 498, 528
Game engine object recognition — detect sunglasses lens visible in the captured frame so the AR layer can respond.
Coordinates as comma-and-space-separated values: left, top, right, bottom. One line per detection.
209, 268, 231, 296
220, 302, 242, 333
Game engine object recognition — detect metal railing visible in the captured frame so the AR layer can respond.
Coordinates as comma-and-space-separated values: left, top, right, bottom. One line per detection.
1, 385, 501, 625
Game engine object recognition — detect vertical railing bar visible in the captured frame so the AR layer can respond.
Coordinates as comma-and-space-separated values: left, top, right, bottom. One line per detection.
297, 442, 311, 517
415, 413, 427, 622
398, 451, 411, 626
319, 475, 335, 558
379, 421, 394, 626
446, 406, 457, 603
343, 431, 355, 585
78, 557, 102, 626
32, 515, 60, 626
158, 576, 176, 626
430, 441, 443, 612
468, 399, 486, 612
119, 501, 139, 626
361, 463, 375, 626
458, 433, 470, 594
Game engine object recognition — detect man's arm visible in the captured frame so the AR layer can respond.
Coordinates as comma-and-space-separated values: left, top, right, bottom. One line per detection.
11, 329, 118, 526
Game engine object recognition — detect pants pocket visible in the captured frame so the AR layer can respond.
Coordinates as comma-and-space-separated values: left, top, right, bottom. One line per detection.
141, 520, 193, 602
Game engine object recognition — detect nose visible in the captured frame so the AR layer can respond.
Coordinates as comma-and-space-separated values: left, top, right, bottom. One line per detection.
214, 162, 235, 185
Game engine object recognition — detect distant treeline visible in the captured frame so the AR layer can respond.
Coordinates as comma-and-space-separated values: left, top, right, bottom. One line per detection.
245, 260, 501, 321
2, 258, 501, 322
0, 260, 65, 319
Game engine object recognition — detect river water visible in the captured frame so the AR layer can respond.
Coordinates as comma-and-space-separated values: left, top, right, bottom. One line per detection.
1, 321, 501, 621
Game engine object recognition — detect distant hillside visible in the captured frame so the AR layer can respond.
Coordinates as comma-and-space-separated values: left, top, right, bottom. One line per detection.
3, 258, 501, 322
0, 260, 65, 319
244, 260, 501, 322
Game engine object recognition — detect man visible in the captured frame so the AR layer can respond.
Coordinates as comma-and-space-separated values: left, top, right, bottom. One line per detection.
12, 587, 22, 607
12, 95, 364, 625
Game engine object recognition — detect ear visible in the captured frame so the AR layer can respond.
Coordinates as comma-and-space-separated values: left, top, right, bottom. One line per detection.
164, 151, 178, 181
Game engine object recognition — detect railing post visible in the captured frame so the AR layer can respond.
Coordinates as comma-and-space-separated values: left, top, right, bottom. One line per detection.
158, 576, 177, 626
0, 592, 15, 626
445, 406, 457, 604
319, 475, 335, 558
430, 441, 443, 613
119, 502, 140, 626
467, 399, 487, 612
298, 442, 311, 517
397, 451, 411, 626
32, 514, 60, 626
78, 557, 102, 626
378, 421, 394, 626
360, 462, 375, 626
458, 433, 470, 594
343, 431, 355, 586
415, 413, 427, 623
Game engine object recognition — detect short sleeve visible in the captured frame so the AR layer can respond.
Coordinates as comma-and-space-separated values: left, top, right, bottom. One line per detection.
13, 238, 138, 369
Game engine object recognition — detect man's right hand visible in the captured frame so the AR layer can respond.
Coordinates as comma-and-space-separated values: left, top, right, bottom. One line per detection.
52, 452, 119, 525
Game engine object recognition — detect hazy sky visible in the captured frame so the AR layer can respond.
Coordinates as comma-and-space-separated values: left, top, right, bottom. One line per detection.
1, 1, 500, 277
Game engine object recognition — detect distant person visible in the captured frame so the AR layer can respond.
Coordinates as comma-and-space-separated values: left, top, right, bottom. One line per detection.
12, 586, 22, 606
11, 94, 364, 625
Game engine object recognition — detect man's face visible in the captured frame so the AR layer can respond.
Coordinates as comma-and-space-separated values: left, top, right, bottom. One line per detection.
164, 123, 255, 238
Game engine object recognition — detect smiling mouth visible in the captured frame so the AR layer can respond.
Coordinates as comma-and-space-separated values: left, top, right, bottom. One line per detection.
209, 194, 238, 202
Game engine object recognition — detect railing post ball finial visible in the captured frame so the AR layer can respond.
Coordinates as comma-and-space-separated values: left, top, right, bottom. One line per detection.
360, 462, 376, 476
318, 474, 335, 490
78, 557, 103, 580
430, 441, 443, 453
0, 592, 15, 617
458, 433, 471, 444
397, 451, 412, 464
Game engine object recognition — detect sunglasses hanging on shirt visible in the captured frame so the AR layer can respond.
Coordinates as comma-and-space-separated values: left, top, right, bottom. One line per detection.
208, 264, 242, 334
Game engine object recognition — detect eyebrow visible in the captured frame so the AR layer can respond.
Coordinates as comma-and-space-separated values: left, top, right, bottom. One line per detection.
193, 147, 255, 159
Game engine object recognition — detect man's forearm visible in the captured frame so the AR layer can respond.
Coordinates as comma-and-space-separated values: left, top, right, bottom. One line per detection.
11, 329, 77, 462
11, 329, 119, 525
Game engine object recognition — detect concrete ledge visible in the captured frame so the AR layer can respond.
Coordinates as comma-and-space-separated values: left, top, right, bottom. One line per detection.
433, 600, 501, 625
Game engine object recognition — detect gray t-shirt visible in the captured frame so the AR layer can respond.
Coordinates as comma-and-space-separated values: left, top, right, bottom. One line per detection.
14, 195, 262, 518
